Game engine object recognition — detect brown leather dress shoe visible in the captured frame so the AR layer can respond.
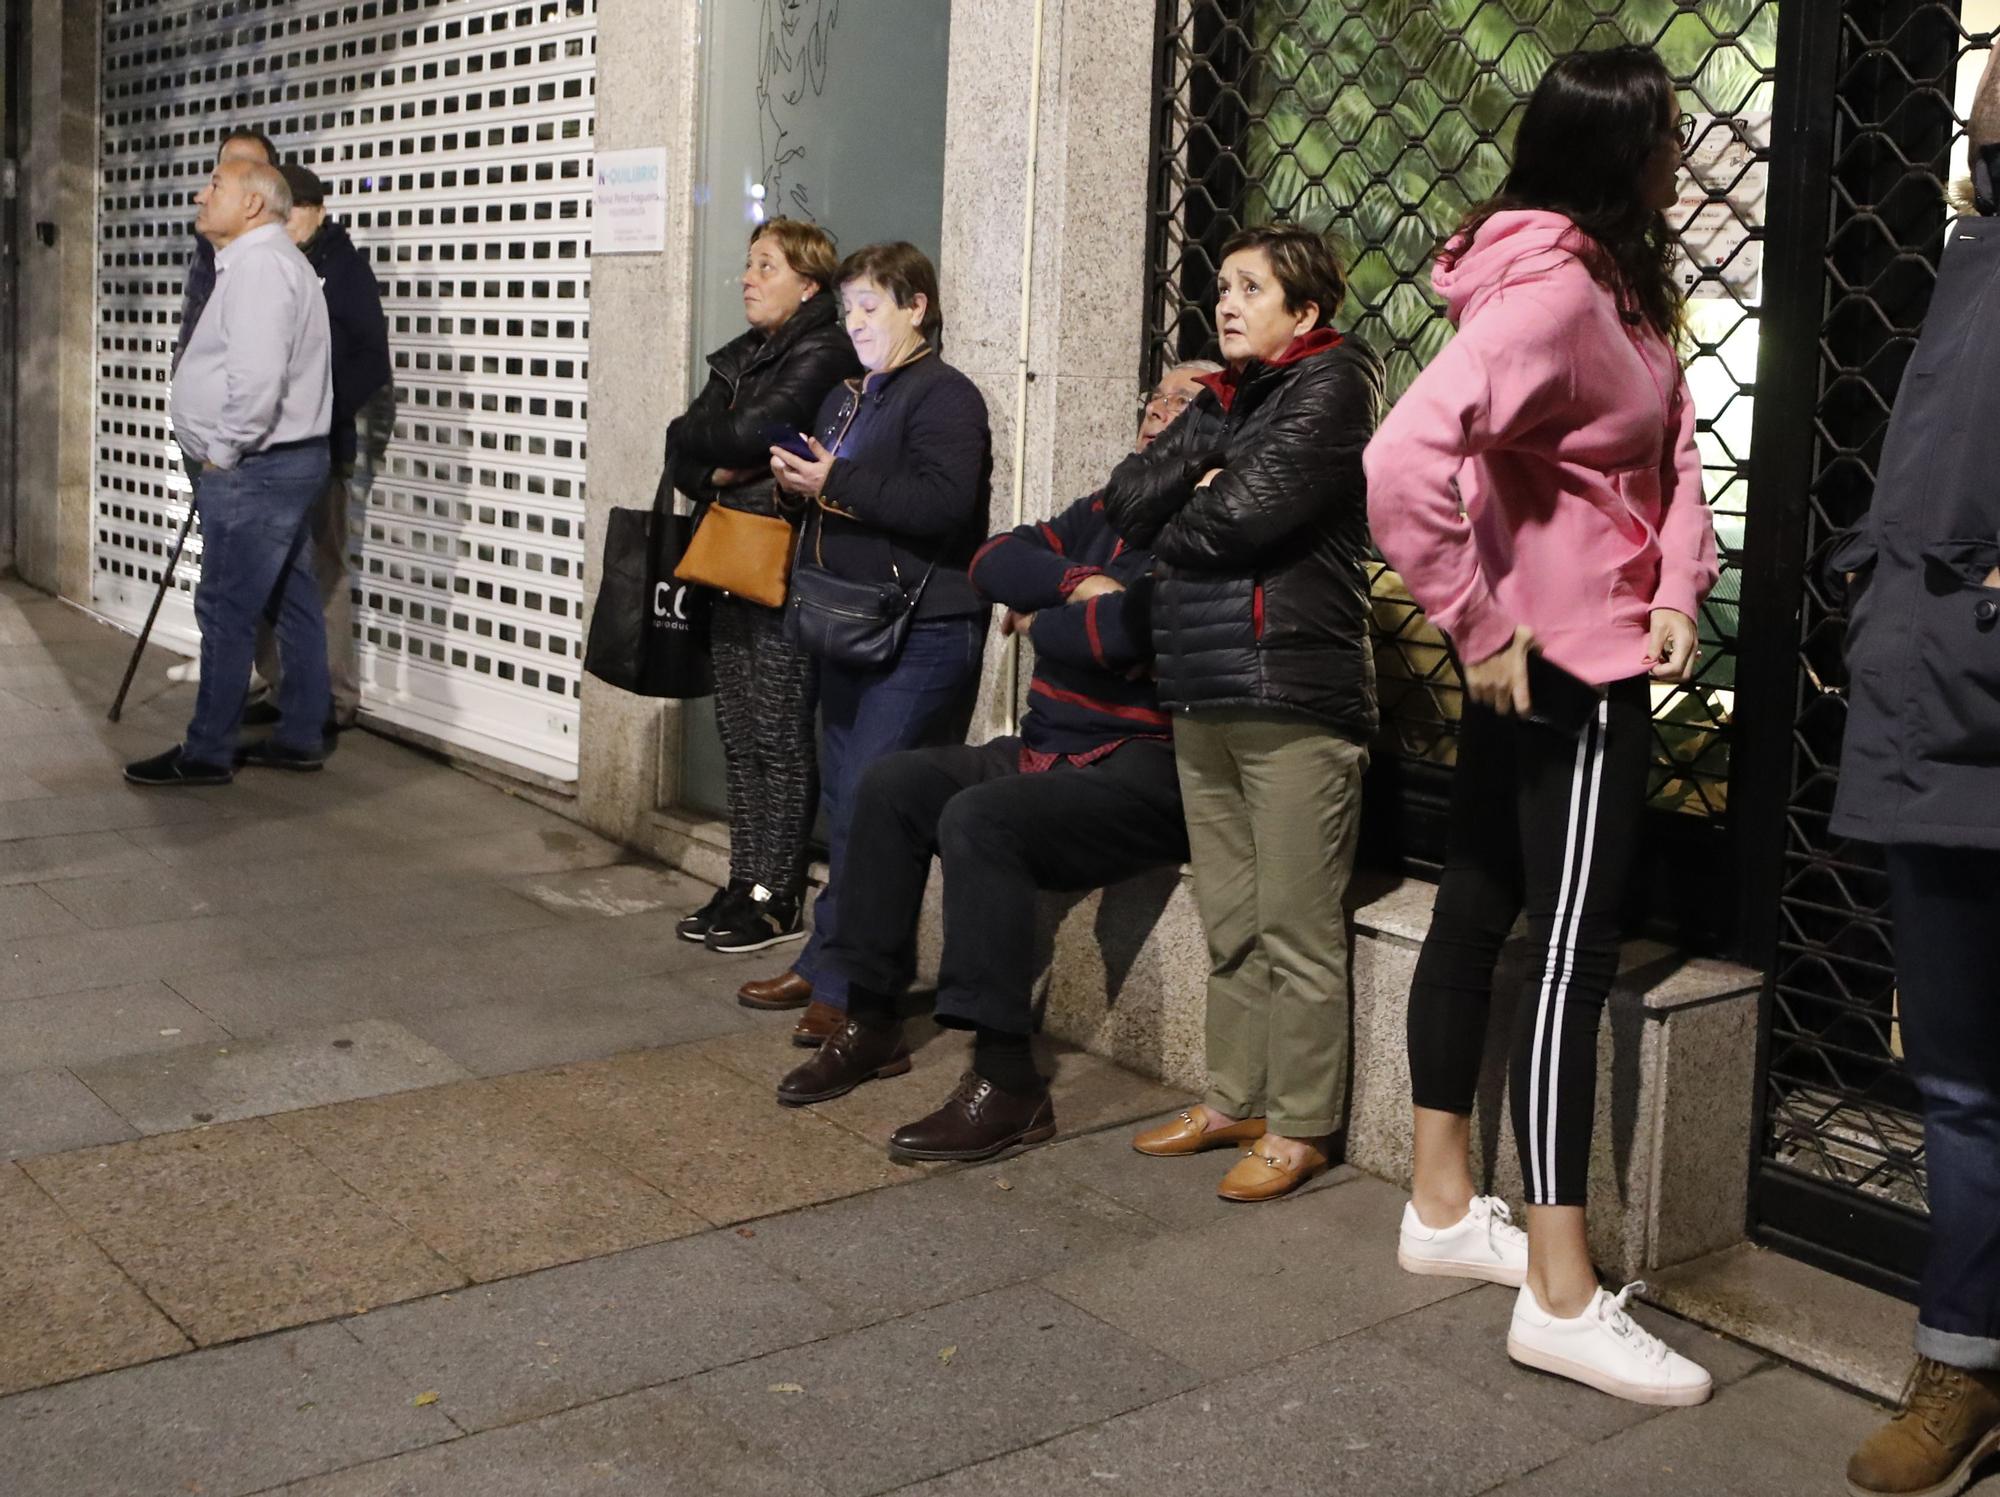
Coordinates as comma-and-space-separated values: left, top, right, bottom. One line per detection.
791, 1000, 844, 1048
889, 1072, 1057, 1162
1217, 1141, 1328, 1202
776, 1018, 910, 1106
738, 970, 813, 1011
1131, 1107, 1267, 1157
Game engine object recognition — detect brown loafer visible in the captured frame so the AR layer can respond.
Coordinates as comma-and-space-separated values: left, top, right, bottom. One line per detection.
1217, 1141, 1328, 1202
791, 1000, 844, 1048
889, 1072, 1057, 1163
1132, 1108, 1267, 1157
776, 1017, 910, 1106
738, 970, 813, 1011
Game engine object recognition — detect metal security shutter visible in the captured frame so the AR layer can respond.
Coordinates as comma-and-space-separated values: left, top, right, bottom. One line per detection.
94, 0, 597, 781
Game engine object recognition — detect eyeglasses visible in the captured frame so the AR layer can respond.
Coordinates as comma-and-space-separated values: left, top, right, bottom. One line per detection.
1142, 388, 1198, 418
1674, 112, 1698, 151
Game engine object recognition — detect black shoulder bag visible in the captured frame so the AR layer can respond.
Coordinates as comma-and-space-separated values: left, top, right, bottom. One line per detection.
785, 506, 934, 669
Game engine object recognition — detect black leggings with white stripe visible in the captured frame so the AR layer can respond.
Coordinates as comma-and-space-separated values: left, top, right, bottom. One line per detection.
1407, 677, 1651, 1208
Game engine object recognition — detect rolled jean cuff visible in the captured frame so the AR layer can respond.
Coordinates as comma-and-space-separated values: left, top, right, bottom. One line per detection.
1916, 1323, 2000, 1370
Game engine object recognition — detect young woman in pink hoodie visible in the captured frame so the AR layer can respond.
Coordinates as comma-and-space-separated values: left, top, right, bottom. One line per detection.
1364, 45, 1720, 1406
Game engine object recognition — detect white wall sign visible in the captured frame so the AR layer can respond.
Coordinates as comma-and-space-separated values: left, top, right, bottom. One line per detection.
595, 147, 669, 254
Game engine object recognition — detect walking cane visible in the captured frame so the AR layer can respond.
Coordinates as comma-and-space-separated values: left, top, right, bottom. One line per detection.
107, 504, 197, 723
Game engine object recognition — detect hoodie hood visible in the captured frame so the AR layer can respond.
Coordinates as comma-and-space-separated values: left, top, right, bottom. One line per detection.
1430, 209, 1584, 325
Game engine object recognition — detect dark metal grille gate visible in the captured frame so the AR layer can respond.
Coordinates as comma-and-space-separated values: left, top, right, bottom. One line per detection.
1144, 0, 1994, 1289
1739, 2, 1993, 1295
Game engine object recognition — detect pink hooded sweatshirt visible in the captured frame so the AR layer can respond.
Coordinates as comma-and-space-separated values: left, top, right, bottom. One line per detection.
1364, 210, 1719, 686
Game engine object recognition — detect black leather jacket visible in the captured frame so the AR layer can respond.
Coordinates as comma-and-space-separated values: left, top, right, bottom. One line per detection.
660, 292, 860, 518
1101, 337, 1385, 739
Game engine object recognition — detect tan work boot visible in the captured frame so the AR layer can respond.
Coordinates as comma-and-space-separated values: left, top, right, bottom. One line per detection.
1848, 1357, 2000, 1497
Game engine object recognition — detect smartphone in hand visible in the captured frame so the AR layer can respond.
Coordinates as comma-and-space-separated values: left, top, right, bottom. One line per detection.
760, 424, 816, 462
1523, 652, 1606, 736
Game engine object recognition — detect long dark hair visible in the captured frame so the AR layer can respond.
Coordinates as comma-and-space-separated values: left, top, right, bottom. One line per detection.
1443, 45, 1685, 343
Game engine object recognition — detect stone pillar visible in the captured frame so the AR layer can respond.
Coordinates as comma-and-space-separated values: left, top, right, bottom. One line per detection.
12, 0, 97, 600
938, 0, 1160, 732
576, 0, 704, 844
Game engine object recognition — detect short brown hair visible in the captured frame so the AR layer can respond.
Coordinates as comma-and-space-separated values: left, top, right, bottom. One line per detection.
836, 241, 943, 340
1217, 224, 1348, 327
749, 218, 840, 292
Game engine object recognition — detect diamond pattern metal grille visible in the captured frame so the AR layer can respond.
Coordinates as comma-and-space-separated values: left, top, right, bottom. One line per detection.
93, 0, 596, 780
1762, 6, 1995, 1226
1144, 0, 1776, 816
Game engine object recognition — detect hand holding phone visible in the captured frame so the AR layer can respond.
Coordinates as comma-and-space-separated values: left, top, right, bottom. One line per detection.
760, 423, 817, 462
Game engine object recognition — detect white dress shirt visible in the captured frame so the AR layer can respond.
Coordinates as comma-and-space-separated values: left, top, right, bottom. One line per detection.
170, 221, 333, 471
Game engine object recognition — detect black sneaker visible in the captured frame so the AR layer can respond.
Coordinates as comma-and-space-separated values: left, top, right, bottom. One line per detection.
705, 887, 806, 954
125, 746, 234, 787
676, 879, 751, 943
235, 738, 328, 773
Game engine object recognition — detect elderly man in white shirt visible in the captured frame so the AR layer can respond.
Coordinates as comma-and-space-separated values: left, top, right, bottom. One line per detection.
127, 155, 334, 787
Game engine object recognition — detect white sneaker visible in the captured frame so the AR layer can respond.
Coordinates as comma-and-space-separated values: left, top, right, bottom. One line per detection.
166, 659, 200, 684
1507, 1282, 1713, 1407
1398, 1195, 1528, 1287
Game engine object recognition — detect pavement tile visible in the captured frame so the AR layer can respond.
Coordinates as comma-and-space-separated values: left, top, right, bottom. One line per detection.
162, 947, 488, 1038
281, 882, 559, 959
23, 1119, 465, 1345
896, 1324, 1580, 1497
266, 1078, 706, 1282
397, 974, 753, 1078
0, 1068, 139, 1160
504, 861, 713, 919
0, 830, 161, 887
345, 1231, 854, 1431
0, 1162, 190, 1396
0, 912, 272, 1004
72, 1018, 474, 1134
497, 1047, 911, 1226
0, 882, 80, 938
416, 824, 634, 878
1479, 1364, 1882, 1497
265, 1383, 833, 1497
0, 772, 57, 804
0, 980, 229, 1077
0, 1322, 456, 1497
0, 786, 241, 842
1040, 1172, 1474, 1378
692, 1283, 1199, 1497
117, 813, 388, 870
736, 1149, 1161, 1323
33, 853, 432, 929
1364, 1282, 1769, 1447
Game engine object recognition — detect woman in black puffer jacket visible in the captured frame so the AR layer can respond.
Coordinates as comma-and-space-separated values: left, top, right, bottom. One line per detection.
1105, 223, 1384, 1204
663, 219, 861, 954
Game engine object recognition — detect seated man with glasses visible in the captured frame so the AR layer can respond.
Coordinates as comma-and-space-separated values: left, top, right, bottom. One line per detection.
773, 362, 1218, 1161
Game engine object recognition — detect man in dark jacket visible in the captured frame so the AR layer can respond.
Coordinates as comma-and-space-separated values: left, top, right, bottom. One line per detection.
249, 163, 392, 734
772, 364, 1215, 1161
1839, 47, 2000, 1497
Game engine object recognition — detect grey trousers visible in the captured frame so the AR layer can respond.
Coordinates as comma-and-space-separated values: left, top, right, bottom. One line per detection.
712, 594, 818, 894
254, 464, 360, 725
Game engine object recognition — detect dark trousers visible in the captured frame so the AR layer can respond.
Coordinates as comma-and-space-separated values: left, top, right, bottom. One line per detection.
1887, 843, 2000, 1369
712, 596, 818, 894
826, 737, 1189, 1033
794, 617, 985, 1008
1405, 679, 1650, 1207
185, 446, 333, 766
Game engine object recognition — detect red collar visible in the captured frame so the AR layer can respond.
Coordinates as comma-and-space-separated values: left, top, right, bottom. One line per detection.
1194, 328, 1343, 410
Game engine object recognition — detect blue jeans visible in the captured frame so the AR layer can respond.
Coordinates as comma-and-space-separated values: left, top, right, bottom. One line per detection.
185, 445, 333, 766
1887, 843, 2000, 1370
793, 615, 985, 1009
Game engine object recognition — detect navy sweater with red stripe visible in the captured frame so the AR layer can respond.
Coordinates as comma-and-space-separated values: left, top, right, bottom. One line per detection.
967, 494, 1168, 755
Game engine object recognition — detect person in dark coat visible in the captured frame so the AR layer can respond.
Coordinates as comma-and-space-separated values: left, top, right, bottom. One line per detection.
1839, 48, 2000, 1497
1102, 223, 1384, 1204
248, 163, 391, 734
660, 219, 861, 957
772, 363, 1216, 1159
738, 242, 991, 1021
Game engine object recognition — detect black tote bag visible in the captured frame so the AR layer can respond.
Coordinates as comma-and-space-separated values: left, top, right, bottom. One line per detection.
584, 502, 714, 699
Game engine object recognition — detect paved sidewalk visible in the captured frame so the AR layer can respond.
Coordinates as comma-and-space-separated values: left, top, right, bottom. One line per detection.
0, 578, 1976, 1496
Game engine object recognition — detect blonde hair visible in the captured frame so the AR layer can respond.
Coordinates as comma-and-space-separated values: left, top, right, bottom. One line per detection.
750, 218, 840, 292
